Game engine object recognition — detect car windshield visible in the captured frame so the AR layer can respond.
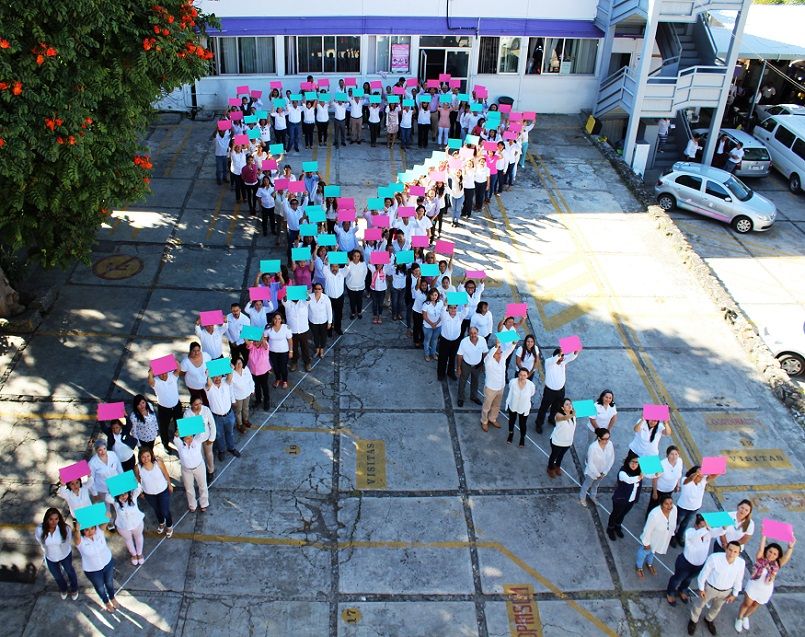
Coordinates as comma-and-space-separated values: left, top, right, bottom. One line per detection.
725, 175, 752, 202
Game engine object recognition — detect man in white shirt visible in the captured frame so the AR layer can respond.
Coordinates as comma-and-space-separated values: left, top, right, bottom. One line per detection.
348, 95, 364, 144
683, 134, 701, 161
688, 541, 745, 635
534, 347, 578, 434
194, 320, 226, 360
214, 129, 231, 185
667, 514, 714, 606
456, 327, 489, 407
333, 98, 348, 146
657, 118, 671, 150
147, 367, 182, 455
226, 303, 251, 365
437, 305, 464, 381
480, 343, 513, 431
205, 373, 240, 462
244, 298, 273, 332
334, 221, 358, 252
286, 100, 303, 153
283, 298, 312, 372
323, 264, 346, 335
724, 142, 744, 174
416, 99, 432, 148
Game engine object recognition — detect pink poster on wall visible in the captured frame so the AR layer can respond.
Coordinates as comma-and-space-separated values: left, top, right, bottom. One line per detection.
391, 43, 410, 73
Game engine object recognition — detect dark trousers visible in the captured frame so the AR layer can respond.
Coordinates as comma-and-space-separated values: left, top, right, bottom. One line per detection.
269, 351, 289, 382
288, 122, 301, 151
535, 386, 565, 429
310, 322, 328, 349
417, 123, 430, 148
369, 122, 380, 145
370, 289, 384, 317
316, 121, 328, 143
548, 442, 570, 469
474, 184, 485, 209
508, 411, 528, 443
144, 487, 173, 528
462, 189, 474, 216
274, 129, 287, 149
449, 110, 460, 138
667, 553, 704, 596
674, 506, 699, 545
245, 183, 258, 212
391, 288, 405, 318
302, 122, 315, 147
157, 403, 182, 449
347, 288, 364, 316
253, 372, 270, 408
645, 489, 673, 519
229, 341, 249, 366
46, 552, 78, 593
437, 336, 460, 380
608, 498, 636, 532
292, 331, 311, 365
329, 294, 344, 334
120, 456, 136, 472
457, 360, 482, 401
333, 119, 346, 145
233, 174, 245, 202
412, 312, 424, 345
505, 163, 515, 186
400, 127, 412, 148
486, 173, 499, 200
84, 558, 116, 603
261, 205, 277, 236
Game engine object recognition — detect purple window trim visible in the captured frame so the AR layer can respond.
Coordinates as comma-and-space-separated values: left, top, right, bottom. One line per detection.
208, 16, 603, 39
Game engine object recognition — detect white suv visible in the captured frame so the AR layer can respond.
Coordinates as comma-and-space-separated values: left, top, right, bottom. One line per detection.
655, 162, 777, 233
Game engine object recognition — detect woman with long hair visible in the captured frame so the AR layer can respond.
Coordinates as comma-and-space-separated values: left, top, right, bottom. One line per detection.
128, 394, 158, 451
607, 455, 643, 541
579, 427, 614, 506
107, 485, 146, 565
547, 398, 576, 477
715, 499, 755, 552
505, 367, 536, 447
135, 447, 174, 538
636, 495, 677, 578
627, 416, 671, 459
266, 312, 293, 389
180, 341, 211, 406
35, 508, 78, 599
671, 466, 716, 547
588, 389, 617, 443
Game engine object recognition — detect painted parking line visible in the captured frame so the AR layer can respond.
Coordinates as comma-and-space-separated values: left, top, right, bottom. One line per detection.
162, 125, 194, 178
204, 190, 227, 241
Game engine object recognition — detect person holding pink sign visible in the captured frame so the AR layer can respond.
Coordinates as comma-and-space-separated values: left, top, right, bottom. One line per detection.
534, 347, 578, 434
505, 367, 536, 446
627, 416, 672, 461
368, 260, 393, 324
213, 126, 231, 185
88, 439, 122, 530
35, 508, 79, 600
547, 398, 577, 477
735, 533, 796, 632
194, 318, 226, 361
672, 466, 716, 548
147, 367, 182, 456
102, 419, 138, 472
58, 473, 93, 518
229, 144, 248, 204
180, 342, 212, 407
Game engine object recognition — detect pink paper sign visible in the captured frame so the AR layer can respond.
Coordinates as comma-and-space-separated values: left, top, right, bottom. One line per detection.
200, 309, 225, 326
505, 303, 528, 318
318, 78, 330, 87
426, 79, 440, 89
438, 73, 451, 82
474, 86, 488, 98
411, 235, 430, 248
559, 335, 582, 353
217, 120, 232, 131
373, 214, 390, 228
458, 147, 474, 160
234, 134, 249, 145
236, 85, 250, 95
97, 402, 125, 421
643, 404, 670, 421
300, 81, 314, 91
250, 89, 262, 98
249, 286, 271, 301
523, 111, 536, 120
449, 79, 461, 88
409, 186, 426, 196
370, 251, 391, 265
59, 459, 91, 484
364, 228, 382, 241
273, 178, 289, 191
392, 86, 404, 95
498, 104, 512, 114
337, 209, 356, 222
288, 181, 306, 194
370, 80, 382, 89
270, 80, 283, 89
150, 354, 178, 376
448, 157, 463, 171
700, 456, 728, 476
503, 131, 517, 141
262, 159, 278, 171
508, 122, 523, 133
435, 239, 454, 255
228, 97, 240, 107
430, 171, 446, 182
509, 112, 523, 121
761, 519, 795, 543
229, 111, 243, 121
344, 77, 357, 87
397, 206, 415, 218
482, 141, 498, 152
465, 270, 486, 279
337, 197, 355, 209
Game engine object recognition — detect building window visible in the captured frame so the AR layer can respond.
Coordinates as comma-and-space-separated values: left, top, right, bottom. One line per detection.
285, 36, 361, 75
419, 36, 471, 48
374, 36, 411, 74
213, 37, 275, 75
525, 37, 598, 75
476, 37, 521, 74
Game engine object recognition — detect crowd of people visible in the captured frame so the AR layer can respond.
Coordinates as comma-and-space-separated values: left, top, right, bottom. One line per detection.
37, 75, 795, 634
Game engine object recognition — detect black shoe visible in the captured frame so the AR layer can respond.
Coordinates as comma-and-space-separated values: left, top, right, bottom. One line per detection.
704, 620, 716, 635
518, 440, 525, 447
607, 529, 617, 541
471, 397, 482, 406
687, 620, 697, 635
229, 448, 241, 458
535, 425, 543, 434
506, 433, 513, 444
217, 451, 225, 461
263, 403, 270, 410
457, 399, 464, 407
616, 528, 624, 538
670, 537, 678, 549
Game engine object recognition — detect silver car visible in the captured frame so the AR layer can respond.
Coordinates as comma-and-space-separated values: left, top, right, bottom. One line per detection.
655, 162, 777, 233
691, 128, 772, 177
754, 103, 805, 124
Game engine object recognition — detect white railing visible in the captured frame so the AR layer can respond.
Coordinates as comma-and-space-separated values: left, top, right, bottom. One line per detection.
658, 0, 745, 20
644, 65, 727, 114
594, 66, 638, 116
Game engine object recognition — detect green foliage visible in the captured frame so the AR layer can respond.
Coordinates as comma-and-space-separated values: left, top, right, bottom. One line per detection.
0, 0, 217, 268
753, 0, 805, 5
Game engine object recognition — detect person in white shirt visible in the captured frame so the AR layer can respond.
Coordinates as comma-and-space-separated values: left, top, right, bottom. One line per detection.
348, 94, 364, 143
714, 499, 755, 553
180, 341, 211, 406
470, 301, 494, 345
607, 456, 644, 541
417, 99, 432, 148
637, 495, 677, 578
135, 446, 175, 536
88, 439, 122, 530
205, 373, 239, 462
101, 419, 137, 472
73, 521, 117, 611
667, 514, 715, 606
646, 445, 683, 518
323, 264, 346, 335
244, 298, 273, 332
271, 107, 287, 150
35, 508, 78, 599
229, 145, 248, 203
256, 176, 277, 238
345, 250, 368, 319
683, 134, 701, 161
514, 334, 539, 381
504, 367, 536, 447
534, 347, 578, 434
308, 282, 333, 358
688, 542, 746, 635
286, 100, 303, 152
672, 466, 715, 547
456, 326, 489, 407
588, 389, 618, 442
437, 304, 464, 380
335, 221, 358, 253
547, 398, 577, 477
226, 303, 251, 365
174, 433, 210, 512
214, 128, 231, 185
302, 99, 316, 149
147, 367, 182, 455
628, 417, 672, 459
283, 297, 312, 372
367, 101, 383, 146
480, 343, 513, 431
57, 474, 93, 518
399, 104, 414, 149
332, 97, 348, 146
657, 118, 671, 151
267, 313, 293, 388
194, 319, 226, 360
724, 142, 744, 174
579, 428, 615, 505
315, 96, 330, 146
106, 485, 146, 565
422, 288, 444, 362
231, 356, 255, 433
367, 260, 393, 324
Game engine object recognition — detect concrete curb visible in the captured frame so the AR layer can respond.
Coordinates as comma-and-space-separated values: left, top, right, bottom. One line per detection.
582, 129, 805, 422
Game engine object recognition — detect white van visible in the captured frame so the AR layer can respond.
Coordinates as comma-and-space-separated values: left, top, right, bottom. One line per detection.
751, 115, 805, 193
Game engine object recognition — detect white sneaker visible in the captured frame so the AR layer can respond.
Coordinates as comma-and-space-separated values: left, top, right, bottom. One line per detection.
71, 591, 79, 601
579, 498, 588, 507
60, 591, 68, 600
743, 617, 749, 630
735, 618, 743, 633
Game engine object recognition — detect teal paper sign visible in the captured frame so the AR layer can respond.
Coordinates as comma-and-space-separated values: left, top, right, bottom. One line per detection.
403, 99, 415, 107
206, 357, 233, 378
269, 143, 285, 155
446, 291, 469, 306
255, 110, 268, 119
352, 89, 365, 97
387, 95, 400, 104
323, 185, 341, 197
302, 161, 318, 172
304, 91, 318, 101
240, 325, 264, 341
702, 511, 735, 528
75, 503, 109, 530
300, 223, 318, 237
306, 207, 326, 223
177, 415, 206, 437
420, 263, 440, 277
396, 250, 414, 264
292, 247, 311, 262
572, 399, 597, 418
638, 455, 663, 475
465, 134, 480, 145
272, 98, 287, 108
496, 330, 519, 344
377, 187, 395, 199
247, 128, 261, 139
447, 138, 463, 149
389, 182, 404, 193
289, 93, 302, 101
369, 95, 381, 104
317, 233, 337, 247
335, 92, 348, 101
470, 103, 483, 112
484, 119, 499, 130
328, 251, 348, 265
243, 115, 258, 124
367, 198, 384, 210
457, 93, 470, 102
106, 470, 138, 497
260, 259, 281, 273
439, 94, 452, 104
286, 285, 309, 301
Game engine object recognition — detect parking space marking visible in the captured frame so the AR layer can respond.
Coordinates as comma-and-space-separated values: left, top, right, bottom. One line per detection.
504, 584, 543, 637
162, 125, 193, 178
224, 201, 242, 245
204, 190, 227, 241
355, 439, 387, 489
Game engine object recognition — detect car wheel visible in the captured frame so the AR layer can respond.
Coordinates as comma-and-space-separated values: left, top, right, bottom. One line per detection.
777, 352, 805, 377
731, 215, 753, 233
789, 173, 801, 194
657, 194, 675, 211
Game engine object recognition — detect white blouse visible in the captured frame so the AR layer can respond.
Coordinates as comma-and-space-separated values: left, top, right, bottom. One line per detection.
719, 514, 755, 544
267, 324, 292, 353
231, 368, 255, 401
88, 451, 122, 495
656, 457, 684, 492
504, 378, 536, 415
108, 486, 145, 531
551, 417, 576, 447
640, 505, 678, 554
470, 311, 494, 338
677, 476, 708, 511
584, 440, 615, 479
181, 353, 212, 390
629, 420, 665, 457
423, 301, 444, 327
57, 479, 93, 516
35, 525, 73, 562
138, 462, 169, 495
77, 532, 112, 572
588, 403, 617, 432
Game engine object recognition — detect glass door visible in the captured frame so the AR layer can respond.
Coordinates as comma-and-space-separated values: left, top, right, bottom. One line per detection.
418, 48, 470, 90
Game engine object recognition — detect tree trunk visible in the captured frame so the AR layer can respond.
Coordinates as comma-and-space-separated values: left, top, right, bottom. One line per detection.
0, 265, 24, 319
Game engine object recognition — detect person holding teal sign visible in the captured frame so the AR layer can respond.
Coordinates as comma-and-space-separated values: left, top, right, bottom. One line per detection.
579, 428, 615, 506
547, 398, 577, 477
205, 372, 239, 463
106, 482, 146, 566
73, 518, 117, 611
645, 445, 683, 519
135, 446, 175, 538
174, 429, 210, 513
672, 466, 714, 548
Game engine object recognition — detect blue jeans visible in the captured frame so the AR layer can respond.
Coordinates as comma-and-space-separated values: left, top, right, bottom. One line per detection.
46, 551, 78, 593
667, 553, 703, 596
451, 195, 464, 221
213, 409, 236, 453
673, 506, 699, 545
288, 122, 301, 151
636, 545, 655, 569
391, 288, 406, 318
520, 141, 529, 167
144, 487, 173, 528
486, 173, 499, 200
400, 127, 412, 148
215, 156, 227, 184
84, 557, 115, 603
423, 325, 441, 357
